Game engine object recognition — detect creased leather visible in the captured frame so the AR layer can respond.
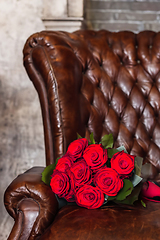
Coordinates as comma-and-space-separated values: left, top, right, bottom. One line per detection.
23, 30, 160, 171
4, 167, 58, 239
38, 203, 160, 240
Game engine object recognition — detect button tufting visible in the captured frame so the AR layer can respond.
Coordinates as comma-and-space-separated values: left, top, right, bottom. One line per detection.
145, 94, 148, 100
29, 37, 38, 48
99, 62, 103, 68
24, 30, 160, 185
155, 112, 159, 118
119, 115, 122, 121
46, 43, 50, 47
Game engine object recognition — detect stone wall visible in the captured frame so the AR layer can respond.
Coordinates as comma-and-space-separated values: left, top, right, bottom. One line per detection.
0, 1, 84, 239
85, 0, 160, 32
0, 1, 44, 239
42, 0, 84, 31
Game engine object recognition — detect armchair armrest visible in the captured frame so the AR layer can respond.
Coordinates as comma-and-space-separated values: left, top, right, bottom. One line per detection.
4, 167, 59, 240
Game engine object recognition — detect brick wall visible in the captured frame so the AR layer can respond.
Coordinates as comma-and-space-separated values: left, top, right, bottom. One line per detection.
84, 0, 160, 32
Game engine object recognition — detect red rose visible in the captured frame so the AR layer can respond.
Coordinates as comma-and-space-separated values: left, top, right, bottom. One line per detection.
70, 159, 92, 188
64, 181, 75, 202
83, 144, 108, 170
94, 167, 123, 196
75, 185, 104, 209
111, 151, 135, 177
55, 154, 73, 173
67, 138, 88, 160
50, 170, 70, 198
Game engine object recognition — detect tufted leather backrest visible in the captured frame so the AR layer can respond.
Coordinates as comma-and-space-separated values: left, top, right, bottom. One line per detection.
23, 30, 160, 172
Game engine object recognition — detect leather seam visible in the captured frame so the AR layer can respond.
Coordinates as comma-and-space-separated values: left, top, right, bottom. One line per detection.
42, 37, 65, 157
28, 35, 54, 164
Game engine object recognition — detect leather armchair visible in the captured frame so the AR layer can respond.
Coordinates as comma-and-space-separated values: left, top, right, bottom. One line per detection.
4, 30, 160, 239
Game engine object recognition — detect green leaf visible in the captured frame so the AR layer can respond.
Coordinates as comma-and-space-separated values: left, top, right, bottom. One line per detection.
41, 164, 56, 185
108, 145, 128, 159
141, 200, 146, 208
90, 132, 96, 144
131, 174, 142, 187
115, 182, 143, 205
116, 145, 128, 153
107, 148, 119, 158
101, 134, 114, 149
77, 133, 83, 139
107, 195, 116, 201
116, 179, 133, 201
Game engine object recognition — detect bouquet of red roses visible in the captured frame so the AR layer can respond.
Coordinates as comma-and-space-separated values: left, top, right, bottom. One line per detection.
42, 133, 144, 209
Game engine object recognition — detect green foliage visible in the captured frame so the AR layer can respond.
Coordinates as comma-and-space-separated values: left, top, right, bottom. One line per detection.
107, 148, 119, 158
77, 133, 83, 139
41, 164, 56, 185
108, 145, 128, 159
115, 182, 143, 205
90, 132, 96, 144
141, 200, 146, 208
107, 195, 116, 201
116, 145, 128, 153
131, 174, 142, 187
116, 179, 133, 201
101, 134, 114, 149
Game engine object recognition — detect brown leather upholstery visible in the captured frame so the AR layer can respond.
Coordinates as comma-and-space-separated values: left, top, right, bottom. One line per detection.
39, 203, 160, 240
23, 30, 160, 169
4, 167, 58, 240
4, 30, 160, 239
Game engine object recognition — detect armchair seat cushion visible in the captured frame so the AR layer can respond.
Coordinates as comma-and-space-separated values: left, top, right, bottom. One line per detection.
39, 201, 160, 240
